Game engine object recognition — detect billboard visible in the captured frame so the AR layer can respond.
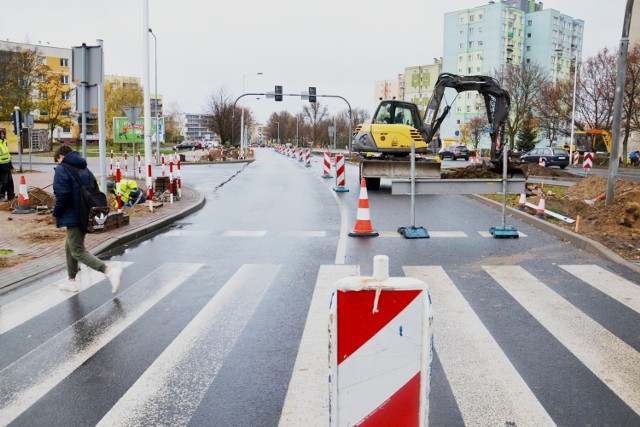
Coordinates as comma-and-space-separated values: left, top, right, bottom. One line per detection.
113, 117, 164, 143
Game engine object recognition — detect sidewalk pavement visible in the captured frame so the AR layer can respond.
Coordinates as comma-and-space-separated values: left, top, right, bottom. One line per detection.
0, 166, 205, 294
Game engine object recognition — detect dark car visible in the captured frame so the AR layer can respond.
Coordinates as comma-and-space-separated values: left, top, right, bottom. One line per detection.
520, 147, 570, 169
175, 141, 201, 150
439, 144, 470, 161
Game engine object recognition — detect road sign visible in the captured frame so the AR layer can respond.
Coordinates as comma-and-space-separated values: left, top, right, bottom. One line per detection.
583, 152, 593, 173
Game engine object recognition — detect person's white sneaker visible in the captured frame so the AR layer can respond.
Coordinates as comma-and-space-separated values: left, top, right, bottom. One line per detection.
59, 279, 80, 293
105, 266, 124, 294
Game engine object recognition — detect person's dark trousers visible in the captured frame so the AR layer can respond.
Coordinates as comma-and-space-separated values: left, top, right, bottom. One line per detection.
0, 165, 15, 199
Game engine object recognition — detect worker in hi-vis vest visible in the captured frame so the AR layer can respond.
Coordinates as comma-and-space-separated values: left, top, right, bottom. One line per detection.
0, 129, 15, 201
107, 179, 146, 207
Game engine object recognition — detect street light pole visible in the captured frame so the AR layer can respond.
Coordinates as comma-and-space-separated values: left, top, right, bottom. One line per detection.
274, 121, 280, 144
296, 115, 299, 146
569, 53, 579, 166
241, 72, 262, 152
149, 28, 159, 163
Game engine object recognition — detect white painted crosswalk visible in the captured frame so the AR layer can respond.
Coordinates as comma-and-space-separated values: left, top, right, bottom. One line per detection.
0, 261, 638, 426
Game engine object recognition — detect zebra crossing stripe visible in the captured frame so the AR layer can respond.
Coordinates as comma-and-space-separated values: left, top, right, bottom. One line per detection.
98, 264, 280, 427
0, 262, 133, 335
221, 230, 268, 237
403, 266, 555, 427
560, 264, 640, 314
484, 265, 640, 416
0, 263, 203, 425
163, 230, 213, 237
279, 265, 359, 427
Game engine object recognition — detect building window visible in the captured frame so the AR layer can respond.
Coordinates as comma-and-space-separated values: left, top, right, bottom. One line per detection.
39, 91, 47, 100
527, 33, 531, 38
459, 43, 464, 49
62, 92, 70, 100
40, 109, 49, 116
460, 16, 465, 24
459, 55, 464, 62
476, 53, 482, 60
460, 30, 464, 36
60, 75, 69, 84
478, 40, 483, 46
526, 58, 531, 64
62, 108, 70, 117
469, 15, 475, 22
466, 106, 471, 112
468, 41, 474, 48
457, 106, 462, 112
528, 20, 532, 26
479, 27, 483, 33
60, 58, 68, 67
469, 28, 474, 35
478, 13, 483, 20
476, 67, 481, 72
468, 54, 472, 61
526, 46, 531, 52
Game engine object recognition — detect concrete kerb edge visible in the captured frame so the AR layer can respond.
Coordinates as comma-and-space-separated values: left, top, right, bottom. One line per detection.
470, 194, 640, 273
0, 188, 206, 295
90, 189, 206, 255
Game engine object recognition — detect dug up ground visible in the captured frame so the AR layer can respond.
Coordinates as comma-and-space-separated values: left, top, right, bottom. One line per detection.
1, 163, 639, 272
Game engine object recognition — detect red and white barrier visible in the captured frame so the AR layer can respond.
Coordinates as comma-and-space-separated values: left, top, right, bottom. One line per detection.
176, 159, 182, 200
583, 152, 593, 173
299, 147, 304, 162
333, 154, 349, 192
573, 150, 580, 166
305, 148, 311, 167
146, 163, 154, 211
169, 161, 174, 204
109, 150, 114, 177
124, 151, 129, 178
538, 156, 545, 167
161, 154, 166, 177
322, 151, 333, 178
329, 255, 433, 427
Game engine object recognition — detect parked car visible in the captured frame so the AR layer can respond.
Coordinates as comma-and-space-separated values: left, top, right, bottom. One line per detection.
520, 147, 570, 169
175, 141, 201, 150
439, 144, 470, 161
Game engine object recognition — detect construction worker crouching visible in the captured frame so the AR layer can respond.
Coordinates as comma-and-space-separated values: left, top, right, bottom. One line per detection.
107, 179, 146, 208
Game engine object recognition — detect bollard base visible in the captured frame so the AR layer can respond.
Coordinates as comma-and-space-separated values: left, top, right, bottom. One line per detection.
322, 174, 333, 179
489, 226, 519, 238
333, 186, 349, 192
398, 226, 429, 239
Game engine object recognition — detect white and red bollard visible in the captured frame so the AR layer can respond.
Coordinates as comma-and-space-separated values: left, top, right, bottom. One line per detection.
573, 150, 580, 166
115, 167, 123, 211
583, 152, 593, 174
161, 154, 166, 177
305, 148, 311, 167
109, 150, 114, 177
123, 151, 129, 178
298, 147, 304, 162
333, 154, 349, 192
322, 151, 333, 178
147, 163, 154, 212
192, 147, 196, 162
329, 255, 433, 427
169, 161, 174, 204
137, 152, 142, 179
176, 159, 182, 200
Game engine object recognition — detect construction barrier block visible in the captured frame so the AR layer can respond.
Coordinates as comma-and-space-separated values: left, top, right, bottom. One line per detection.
329, 255, 433, 427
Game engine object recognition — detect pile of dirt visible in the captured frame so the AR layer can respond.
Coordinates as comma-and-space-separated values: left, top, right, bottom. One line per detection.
526, 175, 640, 261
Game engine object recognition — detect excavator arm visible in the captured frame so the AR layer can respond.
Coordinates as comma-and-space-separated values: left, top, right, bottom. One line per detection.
422, 73, 510, 160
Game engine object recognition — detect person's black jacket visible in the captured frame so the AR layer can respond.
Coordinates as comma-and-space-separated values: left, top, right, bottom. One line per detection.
52, 151, 92, 229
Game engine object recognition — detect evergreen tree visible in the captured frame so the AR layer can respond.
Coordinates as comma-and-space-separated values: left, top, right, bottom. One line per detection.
516, 112, 538, 152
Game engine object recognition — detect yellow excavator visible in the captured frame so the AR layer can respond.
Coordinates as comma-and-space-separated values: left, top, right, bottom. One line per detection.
353, 73, 511, 189
573, 129, 611, 153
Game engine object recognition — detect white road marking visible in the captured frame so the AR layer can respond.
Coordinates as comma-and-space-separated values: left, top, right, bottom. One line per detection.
560, 264, 640, 314
484, 265, 640, 416
279, 231, 327, 237
162, 230, 213, 237
98, 264, 280, 427
426, 231, 468, 238
221, 230, 268, 237
279, 265, 359, 427
404, 266, 555, 427
0, 263, 203, 425
478, 230, 527, 237
0, 262, 133, 335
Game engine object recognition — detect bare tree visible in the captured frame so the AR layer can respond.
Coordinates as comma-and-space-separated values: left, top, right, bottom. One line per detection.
577, 48, 616, 131
535, 80, 572, 144
494, 63, 548, 149
302, 102, 329, 143
622, 44, 640, 159
462, 116, 486, 150
204, 88, 243, 145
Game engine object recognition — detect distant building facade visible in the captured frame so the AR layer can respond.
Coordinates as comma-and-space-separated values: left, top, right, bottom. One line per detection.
180, 113, 212, 140
403, 58, 443, 112
373, 75, 403, 104
441, 0, 583, 140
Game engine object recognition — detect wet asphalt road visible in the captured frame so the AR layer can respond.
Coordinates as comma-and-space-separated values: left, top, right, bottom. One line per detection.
1, 148, 639, 426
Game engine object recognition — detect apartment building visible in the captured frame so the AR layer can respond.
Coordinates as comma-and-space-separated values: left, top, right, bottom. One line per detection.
0, 40, 73, 148
441, 0, 583, 139
180, 113, 212, 140
373, 75, 404, 105
403, 58, 443, 112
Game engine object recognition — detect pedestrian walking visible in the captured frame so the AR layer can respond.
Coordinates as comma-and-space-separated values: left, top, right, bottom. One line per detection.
52, 145, 123, 293
0, 129, 15, 201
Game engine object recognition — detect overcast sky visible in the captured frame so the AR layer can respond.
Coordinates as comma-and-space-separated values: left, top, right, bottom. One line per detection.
3, 0, 628, 123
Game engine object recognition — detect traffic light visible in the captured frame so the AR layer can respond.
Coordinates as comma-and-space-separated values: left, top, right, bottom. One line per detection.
309, 87, 316, 103
11, 108, 22, 136
275, 85, 283, 102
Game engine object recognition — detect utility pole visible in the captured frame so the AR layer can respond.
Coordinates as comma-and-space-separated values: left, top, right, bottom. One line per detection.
606, 0, 634, 207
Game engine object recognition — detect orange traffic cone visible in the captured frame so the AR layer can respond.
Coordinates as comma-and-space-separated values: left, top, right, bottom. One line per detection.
517, 192, 527, 211
13, 176, 34, 214
536, 193, 546, 219
349, 178, 379, 237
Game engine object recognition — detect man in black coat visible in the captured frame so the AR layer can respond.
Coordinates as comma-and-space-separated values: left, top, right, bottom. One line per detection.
52, 145, 123, 293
